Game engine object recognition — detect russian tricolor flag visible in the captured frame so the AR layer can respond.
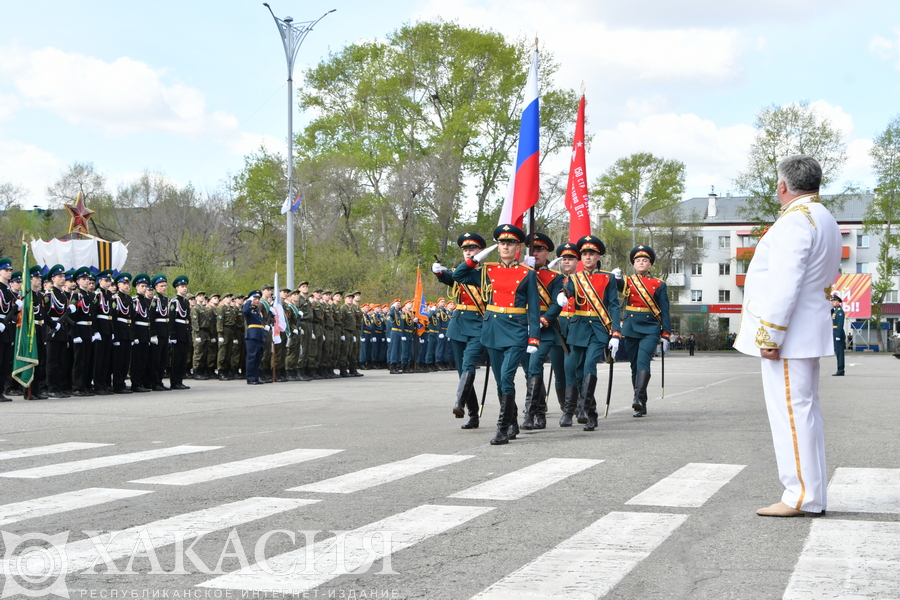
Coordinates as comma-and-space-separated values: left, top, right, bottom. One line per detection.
499, 50, 540, 230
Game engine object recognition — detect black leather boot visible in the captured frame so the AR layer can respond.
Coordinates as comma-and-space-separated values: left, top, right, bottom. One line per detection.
581, 373, 599, 431
576, 385, 588, 424
555, 385, 565, 412
454, 371, 475, 417
507, 395, 519, 440
522, 376, 540, 430
490, 394, 511, 445
532, 377, 547, 429
559, 385, 578, 427
633, 370, 651, 417
461, 384, 480, 429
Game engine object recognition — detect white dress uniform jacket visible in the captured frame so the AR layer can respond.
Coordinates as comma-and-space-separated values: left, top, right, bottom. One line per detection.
734, 193, 842, 358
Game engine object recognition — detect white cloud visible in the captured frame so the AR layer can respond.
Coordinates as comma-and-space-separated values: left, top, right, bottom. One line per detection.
0, 137, 64, 206
842, 138, 874, 190
0, 93, 19, 122
0, 44, 243, 140
870, 28, 900, 68
808, 100, 855, 138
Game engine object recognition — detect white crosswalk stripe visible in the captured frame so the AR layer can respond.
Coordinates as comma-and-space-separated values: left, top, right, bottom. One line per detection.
826, 467, 900, 513
448, 458, 603, 501
625, 463, 746, 507
471, 511, 688, 600
197, 504, 495, 594
783, 519, 900, 599
52, 497, 319, 574
287, 453, 473, 494
129, 448, 344, 486
0, 445, 222, 479
0, 443, 113, 461
0, 488, 152, 526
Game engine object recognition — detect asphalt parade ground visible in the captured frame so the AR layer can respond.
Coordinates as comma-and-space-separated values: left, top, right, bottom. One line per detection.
0, 351, 897, 599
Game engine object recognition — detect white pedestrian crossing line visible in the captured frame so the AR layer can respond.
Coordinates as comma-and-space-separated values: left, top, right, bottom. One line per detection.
471, 511, 688, 600
783, 519, 900, 599
827, 467, 900, 513
129, 448, 344, 486
0, 442, 113, 462
287, 453, 473, 494
198, 504, 494, 594
625, 463, 746, 507
448, 458, 603, 501
55, 497, 319, 574
0, 445, 222, 479
0, 488, 152, 526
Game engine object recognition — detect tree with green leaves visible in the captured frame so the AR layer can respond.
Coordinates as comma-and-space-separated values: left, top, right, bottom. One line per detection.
865, 115, 900, 350
736, 101, 848, 223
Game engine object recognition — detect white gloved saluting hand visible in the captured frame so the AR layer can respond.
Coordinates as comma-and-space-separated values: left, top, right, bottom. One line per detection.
473, 244, 498, 263
431, 262, 444, 274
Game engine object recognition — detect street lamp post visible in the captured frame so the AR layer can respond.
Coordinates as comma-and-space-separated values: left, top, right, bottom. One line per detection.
263, 3, 335, 289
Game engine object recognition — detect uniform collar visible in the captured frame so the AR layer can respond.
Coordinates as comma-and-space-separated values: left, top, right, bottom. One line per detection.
779, 192, 819, 216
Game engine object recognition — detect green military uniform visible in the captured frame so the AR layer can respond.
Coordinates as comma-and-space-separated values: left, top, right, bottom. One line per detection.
322, 293, 337, 378
231, 296, 246, 376
216, 295, 235, 379
259, 295, 273, 382
296, 288, 313, 378
191, 301, 211, 379
310, 292, 325, 379
204, 298, 219, 374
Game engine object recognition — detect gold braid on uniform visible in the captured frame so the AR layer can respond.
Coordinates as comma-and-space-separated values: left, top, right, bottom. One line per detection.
480, 265, 493, 303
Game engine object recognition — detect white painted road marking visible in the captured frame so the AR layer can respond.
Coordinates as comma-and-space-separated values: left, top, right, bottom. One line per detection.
0, 442, 112, 462
625, 463, 746, 507
783, 519, 900, 599
198, 504, 494, 594
827, 467, 900, 513
0, 445, 222, 479
449, 458, 603, 501
129, 448, 343, 486
287, 453, 473, 494
0, 488, 152, 526
47, 497, 317, 574
471, 511, 688, 600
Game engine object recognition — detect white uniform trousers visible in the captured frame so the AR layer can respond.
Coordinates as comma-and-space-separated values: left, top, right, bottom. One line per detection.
760, 357, 827, 513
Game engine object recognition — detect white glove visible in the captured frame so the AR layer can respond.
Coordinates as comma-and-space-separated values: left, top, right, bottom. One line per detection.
132, 339, 139, 345
292, 329, 298, 335
353, 336, 357, 342
548, 257, 562, 270
264, 325, 271, 332
608, 337, 620, 355
55, 322, 61, 331
218, 337, 225, 343
73, 336, 83, 344
661, 338, 669, 353
386, 338, 391, 343
612, 267, 622, 280
91, 332, 101, 342
371, 337, 377, 342
111, 334, 115, 340
15, 299, 23, 310
419, 338, 424, 344
311, 333, 316, 339
150, 335, 159, 345
340, 335, 346, 341
438, 333, 444, 339
526, 345, 538, 354
170, 338, 176, 344
68, 304, 77, 313
113, 341, 120, 347
195, 337, 202, 343
556, 292, 568, 307
381, 337, 386, 342
523, 255, 535, 267
233, 339, 238, 344
0, 323, 4, 333
401, 336, 407, 341
473, 244, 498, 263
392, 301, 400, 309
431, 262, 444, 274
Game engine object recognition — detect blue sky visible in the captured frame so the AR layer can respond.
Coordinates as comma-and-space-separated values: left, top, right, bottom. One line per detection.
2, 0, 899, 209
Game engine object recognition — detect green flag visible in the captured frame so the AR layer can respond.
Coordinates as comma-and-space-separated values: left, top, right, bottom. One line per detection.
12, 242, 38, 388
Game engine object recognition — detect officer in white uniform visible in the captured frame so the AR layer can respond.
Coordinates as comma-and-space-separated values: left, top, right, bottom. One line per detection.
734, 155, 841, 517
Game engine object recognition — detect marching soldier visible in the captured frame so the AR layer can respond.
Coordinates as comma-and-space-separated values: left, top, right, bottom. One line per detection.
191, 292, 209, 379
43, 264, 72, 398
205, 294, 220, 377
522, 232, 564, 430
69, 267, 96, 397
558, 235, 622, 431
551, 242, 579, 411
131, 273, 154, 393
621, 245, 671, 417
91, 270, 115, 395
216, 294, 234, 380
433, 232, 487, 428
148, 273, 171, 391
170, 275, 191, 390
111, 273, 134, 394
453, 224, 540, 445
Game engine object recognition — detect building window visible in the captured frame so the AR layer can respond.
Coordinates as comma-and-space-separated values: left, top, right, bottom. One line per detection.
669, 259, 684, 274
694, 236, 704, 249
691, 290, 703, 302
719, 290, 731, 302
856, 263, 870, 274
886, 289, 898, 303
738, 235, 756, 247
719, 263, 731, 275
692, 263, 703, 276
736, 259, 750, 275
718, 235, 731, 249
857, 235, 869, 248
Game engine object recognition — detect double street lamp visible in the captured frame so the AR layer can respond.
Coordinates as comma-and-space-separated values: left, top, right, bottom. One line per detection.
263, 3, 335, 289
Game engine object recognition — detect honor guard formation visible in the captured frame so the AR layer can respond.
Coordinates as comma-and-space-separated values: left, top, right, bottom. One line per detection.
432, 223, 672, 445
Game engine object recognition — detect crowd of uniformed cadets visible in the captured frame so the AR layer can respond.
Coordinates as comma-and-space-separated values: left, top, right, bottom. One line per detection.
0, 257, 466, 401
433, 224, 671, 445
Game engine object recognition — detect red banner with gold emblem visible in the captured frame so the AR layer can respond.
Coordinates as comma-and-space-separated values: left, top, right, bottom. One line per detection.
832, 274, 871, 318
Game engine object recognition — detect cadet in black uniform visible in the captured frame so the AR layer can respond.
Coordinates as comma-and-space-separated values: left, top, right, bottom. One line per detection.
170, 275, 191, 389
131, 273, 153, 393
111, 273, 134, 394
148, 274, 171, 391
